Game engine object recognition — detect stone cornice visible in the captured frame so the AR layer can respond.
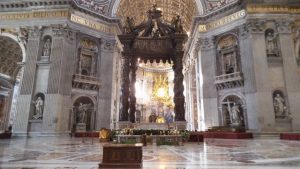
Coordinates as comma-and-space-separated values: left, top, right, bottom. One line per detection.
0, 0, 122, 26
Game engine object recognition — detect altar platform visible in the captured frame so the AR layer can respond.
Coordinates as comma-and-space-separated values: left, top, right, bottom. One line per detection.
203, 126, 253, 139
280, 133, 300, 140
74, 132, 99, 137
203, 131, 253, 139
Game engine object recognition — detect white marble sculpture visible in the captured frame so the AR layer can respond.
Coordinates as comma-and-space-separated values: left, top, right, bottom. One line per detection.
266, 31, 277, 55
227, 102, 243, 126
77, 103, 90, 123
274, 94, 285, 116
33, 97, 44, 120
43, 38, 52, 56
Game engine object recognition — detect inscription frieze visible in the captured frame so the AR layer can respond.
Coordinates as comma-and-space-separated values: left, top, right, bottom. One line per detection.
70, 14, 117, 35
247, 5, 300, 14
0, 10, 68, 20
199, 10, 246, 32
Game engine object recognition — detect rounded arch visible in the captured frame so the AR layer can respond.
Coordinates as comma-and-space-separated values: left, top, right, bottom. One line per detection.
0, 32, 26, 62
72, 94, 97, 106
220, 92, 246, 107
111, 0, 202, 32
0, 33, 26, 80
112, 0, 204, 16
216, 33, 239, 50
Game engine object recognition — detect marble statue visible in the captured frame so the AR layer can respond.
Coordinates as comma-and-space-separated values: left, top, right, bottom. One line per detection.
224, 53, 234, 74
228, 102, 242, 126
274, 94, 285, 116
33, 97, 44, 120
43, 38, 52, 56
77, 103, 89, 123
266, 31, 277, 55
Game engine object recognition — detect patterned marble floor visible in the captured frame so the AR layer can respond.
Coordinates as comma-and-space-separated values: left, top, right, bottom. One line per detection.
0, 136, 300, 169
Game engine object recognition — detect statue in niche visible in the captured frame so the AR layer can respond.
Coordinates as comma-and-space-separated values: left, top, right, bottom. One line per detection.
224, 53, 234, 74
32, 97, 44, 120
273, 94, 286, 117
265, 31, 277, 56
42, 38, 52, 56
227, 102, 243, 126
77, 103, 90, 123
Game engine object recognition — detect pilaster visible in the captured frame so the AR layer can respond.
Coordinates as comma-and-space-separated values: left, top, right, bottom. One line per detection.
14, 27, 41, 133
276, 20, 300, 131
96, 39, 116, 129
196, 37, 219, 129
247, 19, 275, 131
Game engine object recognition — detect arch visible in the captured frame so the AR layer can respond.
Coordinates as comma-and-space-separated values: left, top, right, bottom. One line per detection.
220, 92, 246, 107
72, 94, 97, 106
111, 0, 204, 17
220, 94, 247, 127
112, 0, 202, 32
216, 33, 238, 50
0, 32, 26, 62
0, 34, 25, 80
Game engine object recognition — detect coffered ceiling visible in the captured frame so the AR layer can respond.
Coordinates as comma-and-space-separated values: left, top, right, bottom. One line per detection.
0, 36, 22, 78
74, 0, 237, 31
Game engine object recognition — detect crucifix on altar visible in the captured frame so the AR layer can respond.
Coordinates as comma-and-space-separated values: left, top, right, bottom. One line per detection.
117, 4, 188, 130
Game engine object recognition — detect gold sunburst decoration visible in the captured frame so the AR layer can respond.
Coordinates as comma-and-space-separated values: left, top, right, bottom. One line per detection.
152, 74, 174, 107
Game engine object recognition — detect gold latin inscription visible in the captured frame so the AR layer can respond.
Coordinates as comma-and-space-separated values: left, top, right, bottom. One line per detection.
70, 14, 116, 34
0, 10, 69, 20
247, 5, 300, 14
199, 10, 246, 32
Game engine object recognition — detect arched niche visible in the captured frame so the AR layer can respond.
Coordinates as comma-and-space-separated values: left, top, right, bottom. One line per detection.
265, 28, 280, 57
39, 36, 52, 61
220, 95, 246, 128
31, 92, 45, 120
272, 90, 288, 119
216, 34, 240, 75
72, 96, 95, 131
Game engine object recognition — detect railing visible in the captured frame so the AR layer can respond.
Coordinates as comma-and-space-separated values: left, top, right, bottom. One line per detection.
73, 74, 100, 84
214, 72, 244, 90
72, 74, 101, 90
215, 72, 243, 84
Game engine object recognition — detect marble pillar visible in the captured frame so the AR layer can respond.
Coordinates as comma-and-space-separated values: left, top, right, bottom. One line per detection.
14, 27, 41, 134
277, 20, 300, 131
197, 37, 219, 129
96, 39, 115, 129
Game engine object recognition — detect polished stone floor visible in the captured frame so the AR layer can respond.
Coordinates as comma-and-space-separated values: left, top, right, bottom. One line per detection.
0, 136, 300, 169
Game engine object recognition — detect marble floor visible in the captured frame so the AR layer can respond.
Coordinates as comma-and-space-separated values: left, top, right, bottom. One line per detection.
0, 136, 300, 169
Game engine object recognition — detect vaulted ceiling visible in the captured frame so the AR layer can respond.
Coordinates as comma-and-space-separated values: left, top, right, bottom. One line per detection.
74, 0, 237, 31
116, 0, 198, 32
0, 36, 22, 78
